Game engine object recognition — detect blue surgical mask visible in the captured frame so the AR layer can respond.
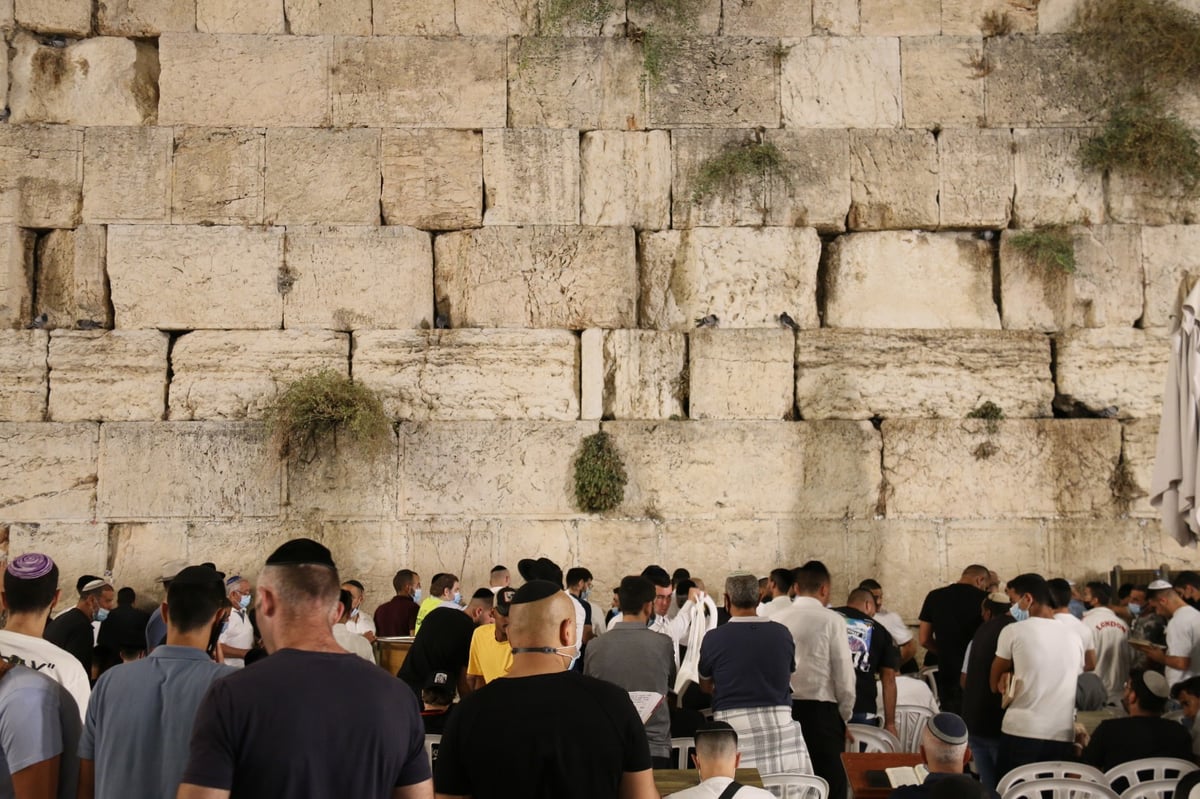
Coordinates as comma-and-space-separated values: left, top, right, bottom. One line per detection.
1127, 603, 1142, 617
580, 589, 591, 602
453, 590, 462, 605
413, 588, 423, 603
1010, 602, 1029, 623
350, 607, 360, 618
239, 594, 251, 610
96, 607, 109, 622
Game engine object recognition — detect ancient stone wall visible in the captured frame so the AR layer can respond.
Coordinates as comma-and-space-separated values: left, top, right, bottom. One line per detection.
1, 0, 1196, 620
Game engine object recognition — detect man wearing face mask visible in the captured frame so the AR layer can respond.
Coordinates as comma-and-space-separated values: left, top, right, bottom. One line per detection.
218, 576, 254, 669
341, 580, 376, 641
375, 569, 422, 637
959, 594, 1014, 792
414, 573, 462, 634
45, 576, 112, 679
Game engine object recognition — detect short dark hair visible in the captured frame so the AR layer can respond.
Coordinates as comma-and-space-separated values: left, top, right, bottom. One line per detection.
793, 561, 831, 595
393, 569, 417, 593
1085, 581, 1112, 606
3, 563, 59, 613
1007, 573, 1051, 607
1129, 669, 1168, 714
117, 587, 136, 606
769, 568, 794, 594
694, 721, 739, 760
470, 588, 494, 606
265, 563, 341, 608
431, 573, 458, 598
858, 578, 882, 592
338, 589, 353, 618
1172, 675, 1200, 700
76, 574, 99, 594
566, 567, 592, 587
675, 579, 696, 598
490, 565, 508, 575
847, 587, 874, 606
342, 579, 365, 593
1175, 571, 1200, 590
619, 576, 655, 614
1046, 578, 1072, 610
166, 577, 226, 634
422, 682, 455, 707
641, 565, 670, 588
1118, 583, 1135, 600
671, 568, 690, 584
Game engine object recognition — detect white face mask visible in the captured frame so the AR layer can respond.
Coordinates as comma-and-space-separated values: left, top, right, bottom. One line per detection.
350, 607, 360, 618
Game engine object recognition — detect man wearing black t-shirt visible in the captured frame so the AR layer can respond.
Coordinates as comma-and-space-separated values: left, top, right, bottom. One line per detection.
1079, 669, 1193, 776
960, 593, 1013, 792
918, 565, 989, 714
835, 588, 899, 736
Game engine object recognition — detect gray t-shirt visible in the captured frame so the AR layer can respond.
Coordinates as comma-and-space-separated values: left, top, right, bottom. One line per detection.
583, 621, 676, 757
0, 664, 80, 799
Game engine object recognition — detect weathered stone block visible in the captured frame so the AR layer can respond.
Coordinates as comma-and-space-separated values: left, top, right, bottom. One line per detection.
849, 130, 939, 230
399, 421, 597, 515
168, 331, 349, 420
48, 331, 168, 421
765, 130, 852, 232
171, 127, 265, 225
1012, 129, 1105, 227
372, 0, 455, 34
381, 129, 482, 230
282, 226, 433, 331
942, 0, 1037, 34
99, 423, 281, 519
508, 37, 644, 130
459, 0, 537, 33
860, 0, 939, 34
690, 329, 795, 420
107, 225, 284, 329
537, 0, 624, 34
320, 522, 404, 599
286, 441, 398, 521
1121, 419, 1158, 518
14, 0, 89, 34
435, 227, 636, 328
1047, 519, 1198, 582
181, 520, 312, 581
284, 0, 371, 34
782, 37, 901, 128
0, 331, 47, 422
606, 421, 881, 518
985, 36, 1109, 127
841, 520, 948, 619
1142, 225, 1200, 330
1107, 172, 1200, 226
1000, 226, 1143, 331
648, 38, 778, 128
661, 518, 782, 595
159, 33, 330, 127
97, 0, 196, 35
939, 129, 1014, 228
628, 0, 720, 33
722, 0, 811, 36
196, 0, 284, 32
883, 419, 1121, 518
35, 226, 110, 330
482, 129, 579, 226
9, 523, 108, 590
824, 232, 1000, 329
1037, 0, 1078, 32
332, 37, 505, 128
671, 129, 770, 228
581, 131, 670, 229
407, 519, 499, 592
354, 330, 579, 421
1055, 328, 1168, 419
0, 0, 10, 29
640, 227, 821, 331
264, 128, 380, 225
107, 522, 189, 598
83, 127, 172, 223
0, 423, 98, 520
601, 330, 687, 420
0, 227, 34, 329
899, 36, 987, 129
795, 330, 1053, 420
0, 125, 82, 229
580, 329, 603, 420
812, 0, 859, 33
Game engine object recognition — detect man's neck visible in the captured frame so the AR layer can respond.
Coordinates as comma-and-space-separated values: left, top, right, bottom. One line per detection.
729, 606, 757, 618
3, 610, 51, 638
1032, 606, 1055, 619
622, 611, 649, 624
74, 601, 91, 616
267, 620, 342, 654
165, 627, 212, 651
506, 652, 567, 678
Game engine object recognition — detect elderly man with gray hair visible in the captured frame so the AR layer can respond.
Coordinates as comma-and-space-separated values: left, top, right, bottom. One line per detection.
888, 713, 998, 799
697, 572, 812, 777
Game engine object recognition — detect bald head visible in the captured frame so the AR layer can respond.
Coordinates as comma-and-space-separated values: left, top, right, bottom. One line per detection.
507, 590, 576, 649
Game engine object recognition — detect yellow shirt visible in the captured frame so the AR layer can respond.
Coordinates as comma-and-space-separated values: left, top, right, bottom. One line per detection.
413, 596, 444, 634
466, 624, 513, 684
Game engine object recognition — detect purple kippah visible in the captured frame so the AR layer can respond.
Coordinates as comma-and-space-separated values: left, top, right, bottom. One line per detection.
6, 553, 55, 580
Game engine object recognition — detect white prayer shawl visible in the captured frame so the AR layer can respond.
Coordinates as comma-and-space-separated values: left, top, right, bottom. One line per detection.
1152, 279, 1200, 546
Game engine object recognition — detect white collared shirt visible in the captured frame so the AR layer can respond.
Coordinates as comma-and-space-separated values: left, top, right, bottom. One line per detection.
773, 596, 856, 720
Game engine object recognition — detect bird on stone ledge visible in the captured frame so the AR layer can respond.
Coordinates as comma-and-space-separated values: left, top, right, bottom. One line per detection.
695, 314, 719, 328
778, 312, 799, 331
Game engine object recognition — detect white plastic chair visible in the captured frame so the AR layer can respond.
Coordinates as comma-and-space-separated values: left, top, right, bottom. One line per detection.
1002, 778, 1120, 799
918, 665, 940, 702
845, 723, 901, 753
998, 762, 1107, 794
761, 772, 829, 799
894, 703, 935, 753
1106, 757, 1198, 794
1119, 779, 1179, 799
670, 736, 695, 769
424, 733, 441, 766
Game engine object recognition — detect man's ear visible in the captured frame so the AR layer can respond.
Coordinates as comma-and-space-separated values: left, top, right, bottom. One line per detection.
560, 617, 574, 647
258, 585, 278, 618
161, 601, 170, 625
962, 745, 972, 767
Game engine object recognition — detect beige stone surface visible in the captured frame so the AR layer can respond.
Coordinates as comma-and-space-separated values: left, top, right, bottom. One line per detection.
795, 330, 1053, 421
0, 331, 47, 422
282, 226, 433, 331
1037, 0, 1078, 32
606, 421, 881, 518
824, 232, 1000, 329
196, 0, 284, 32
48, 331, 168, 421
332, 37, 505, 128
107, 225, 284, 330
581, 329, 603, 421
354, 329, 579, 421
0, 423, 99, 521
435, 227, 636, 329
628, 0, 720, 33
286, 439, 399, 520
381, 129, 482, 230
860, 0, 940, 34
8, 522, 108, 586
483, 129, 579, 226
1107, 172, 1200, 227
284, 0, 370, 34
458, 0, 537, 33
670, 129, 771, 228
97, 0, 196, 34
170, 127, 264, 225
264, 128, 380, 225
782, 37, 901, 128
1012, 129, 1105, 227
1121, 419, 1158, 519
159, 33, 329, 126
508, 37, 644, 129
640, 227, 821, 331
107, 522, 190, 598
580, 131, 670, 229
648, 37, 778, 128
35, 226, 110, 330
601, 330, 686, 421
0, 0, 10, 28
14, 0, 89, 34
939, 128, 1014, 228
690, 329, 795, 420
1047, 519, 1198, 580
406, 518, 498, 590
849, 130, 939, 230
985, 36, 1109, 127
0, 125, 82, 229
942, 0, 1037, 34
0, 227, 34, 330
1055, 328, 1169, 420
899, 36, 987, 129
179, 520, 313, 582
812, 0, 859, 34
82, 126, 172, 223
843, 520, 947, 618
372, 0, 455, 34
169, 331, 349, 420
399, 421, 597, 516
1142, 225, 1200, 330
883, 419, 1121, 519
537, 0, 625, 34
722, 0, 811, 36
320, 521, 405, 600
763, 129, 852, 232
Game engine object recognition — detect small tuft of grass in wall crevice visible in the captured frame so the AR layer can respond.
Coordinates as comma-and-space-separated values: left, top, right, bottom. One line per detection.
691, 140, 789, 203
1009, 227, 1077, 275
1081, 92, 1200, 187
266, 370, 391, 464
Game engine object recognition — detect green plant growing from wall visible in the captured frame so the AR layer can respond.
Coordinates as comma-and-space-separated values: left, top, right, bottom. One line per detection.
967, 401, 1005, 435
691, 141, 789, 203
266, 370, 391, 463
574, 431, 628, 513
1009, 228, 1077, 274
1081, 93, 1200, 187
541, 0, 615, 33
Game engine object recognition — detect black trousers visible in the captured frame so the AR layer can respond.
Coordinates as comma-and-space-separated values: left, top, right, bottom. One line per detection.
792, 700, 847, 799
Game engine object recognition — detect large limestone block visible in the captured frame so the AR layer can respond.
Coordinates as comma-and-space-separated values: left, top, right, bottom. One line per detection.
764, 130, 852, 232
942, 520, 1051, 586
985, 36, 1109, 127
1055, 329, 1168, 419
169, 331, 349, 420
1121, 419, 1158, 518
0, 331, 47, 422
1000, 226, 1143, 331
284, 0, 371, 34
372, 0, 455, 34
264, 128, 380, 225
482, 129, 579, 226
939, 129, 1014, 228
196, 0, 284, 32
538, 0, 625, 35
1047, 519, 1199, 581
381, 129, 482, 230
600, 330, 686, 420
640, 228, 821, 331
0, 227, 34, 329
99, 423, 281, 519
459, 0, 537, 34
35, 226, 110, 330
332, 37, 506, 128
97, 0, 196, 35
107, 226, 284, 330
883, 419, 1121, 518
0, 423, 99, 521
354, 329, 579, 421
1142, 226, 1200, 329
840, 520, 949, 619
849, 130, 939, 230
860, 0, 940, 35
14, 0, 89, 34
722, 0, 811, 36
321, 522, 405, 600
795, 330, 1053, 420
0, 0, 10, 28
1038, 0, 1078, 32
812, 0, 860, 34
690, 329, 795, 420
628, 0, 720, 33
82, 127, 172, 223
9, 522, 109, 590
824, 232, 1000, 329
181, 520, 313, 581
399, 421, 597, 515
580, 329, 603, 420
660, 519, 782, 595
782, 37, 901, 128
159, 34, 330, 127
0, 125, 82, 229
435, 227, 636, 328
899, 37, 987, 129
170, 127, 264, 225
942, 0, 1037, 34
286, 435, 399, 519
48, 331, 168, 421
606, 421, 881, 518
107, 522, 189, 598
1012, 129, 1106, 227
581, 131, 670, 229
282, 226, 433, 331
647, 37, 778, 128
671, 129, 772, 228
508, 37, 644, 129
1107, 172, 1200, 226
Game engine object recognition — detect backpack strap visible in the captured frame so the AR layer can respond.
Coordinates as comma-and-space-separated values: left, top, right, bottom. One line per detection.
716, 780, 746, 799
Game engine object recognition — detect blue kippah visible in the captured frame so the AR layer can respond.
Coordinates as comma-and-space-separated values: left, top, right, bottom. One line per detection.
927, 712, 968, 745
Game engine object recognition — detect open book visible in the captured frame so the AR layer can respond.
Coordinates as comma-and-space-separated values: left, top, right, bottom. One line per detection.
885, 764, 930, 788
628, 691, 665, 724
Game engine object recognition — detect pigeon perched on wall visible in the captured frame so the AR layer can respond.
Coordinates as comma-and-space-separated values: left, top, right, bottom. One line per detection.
778, 312, 799, 330
26, 313, 48, 330
695, 314, 719, 328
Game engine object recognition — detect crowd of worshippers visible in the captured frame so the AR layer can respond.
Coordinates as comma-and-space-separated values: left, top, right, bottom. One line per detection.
3, 547, 1200, 799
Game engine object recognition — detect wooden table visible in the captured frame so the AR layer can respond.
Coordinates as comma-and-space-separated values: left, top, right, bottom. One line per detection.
841, 752, 924, 799
653, 768, 764, 796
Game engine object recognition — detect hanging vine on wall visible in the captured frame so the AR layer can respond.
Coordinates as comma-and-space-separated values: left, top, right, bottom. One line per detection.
266, 370, 392, 463
573, 431, 628, 513
691, 140, 790, 203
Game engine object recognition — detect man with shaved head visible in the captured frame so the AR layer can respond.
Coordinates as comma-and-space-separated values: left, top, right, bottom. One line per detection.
434, 580, 657, 799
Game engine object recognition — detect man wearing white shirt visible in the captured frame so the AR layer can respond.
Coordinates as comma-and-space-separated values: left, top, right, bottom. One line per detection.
1081, 581, 1130, 706
1048, 578, 1096, 672
218, 575, 255, 668
665, 722, 773, 799
1134, 579, 1200, 688
332, 589, 376, 662
756, 569, 794, 619
859, 579, 917, 666
340, 580, 376, 640
488, 565, 509, 594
